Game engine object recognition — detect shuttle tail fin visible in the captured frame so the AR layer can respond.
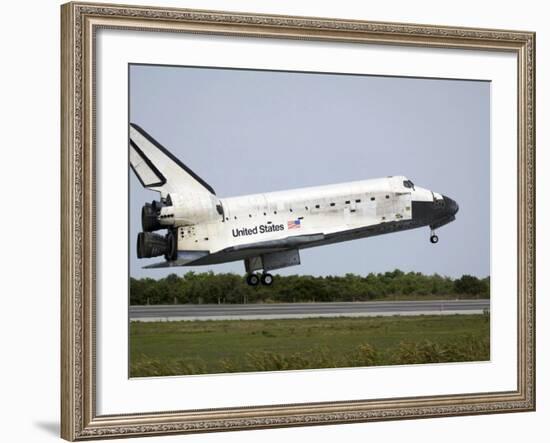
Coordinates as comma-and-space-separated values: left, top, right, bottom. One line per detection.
129, 123, 216, 197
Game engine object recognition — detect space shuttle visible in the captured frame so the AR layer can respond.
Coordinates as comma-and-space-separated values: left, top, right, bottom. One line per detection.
130, 123, 459, 286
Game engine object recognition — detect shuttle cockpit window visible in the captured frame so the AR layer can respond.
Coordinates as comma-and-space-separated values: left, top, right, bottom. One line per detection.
403, 180, 415, 190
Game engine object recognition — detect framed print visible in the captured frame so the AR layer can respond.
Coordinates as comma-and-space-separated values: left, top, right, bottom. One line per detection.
60, 1, 536, 440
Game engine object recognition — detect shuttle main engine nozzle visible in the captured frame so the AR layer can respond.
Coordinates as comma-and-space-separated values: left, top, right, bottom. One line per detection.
141, 200, 165, 232
137, 231, 176, 260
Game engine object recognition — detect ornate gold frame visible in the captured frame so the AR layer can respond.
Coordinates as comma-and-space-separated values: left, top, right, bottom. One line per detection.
61, 2, 535, 440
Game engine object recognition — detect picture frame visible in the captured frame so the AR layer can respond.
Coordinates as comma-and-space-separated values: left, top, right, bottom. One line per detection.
60, 1, 535, 440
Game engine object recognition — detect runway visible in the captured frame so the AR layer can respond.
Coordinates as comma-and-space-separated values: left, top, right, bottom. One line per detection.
129, 299, 490, 322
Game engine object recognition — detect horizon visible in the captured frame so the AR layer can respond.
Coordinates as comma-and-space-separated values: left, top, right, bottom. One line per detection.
129, 269, 490, 282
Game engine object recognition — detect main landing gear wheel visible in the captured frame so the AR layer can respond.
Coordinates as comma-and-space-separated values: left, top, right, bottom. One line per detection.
261, 273, 274, 286
246, 274, 260, 286
430, 233, 439, 244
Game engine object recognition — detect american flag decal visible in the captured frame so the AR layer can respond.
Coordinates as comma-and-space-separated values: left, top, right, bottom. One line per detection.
287, 219, 301, 229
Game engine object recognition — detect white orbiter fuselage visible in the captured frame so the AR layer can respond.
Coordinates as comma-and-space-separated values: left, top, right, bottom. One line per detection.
130, 124, 459, 286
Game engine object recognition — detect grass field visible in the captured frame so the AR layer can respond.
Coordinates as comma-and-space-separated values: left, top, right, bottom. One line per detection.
130, 314, 490, 377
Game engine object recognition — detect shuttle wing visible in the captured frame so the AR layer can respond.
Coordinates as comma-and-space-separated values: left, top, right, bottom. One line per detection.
221, 233, 326, 254
129, 123, 216, 197
143, 234, 326, 269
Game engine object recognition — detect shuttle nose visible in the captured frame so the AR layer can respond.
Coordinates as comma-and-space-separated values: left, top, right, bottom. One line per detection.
443, 195, 459, 216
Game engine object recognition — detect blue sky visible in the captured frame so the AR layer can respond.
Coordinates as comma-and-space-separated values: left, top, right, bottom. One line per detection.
129, 64, 490, 279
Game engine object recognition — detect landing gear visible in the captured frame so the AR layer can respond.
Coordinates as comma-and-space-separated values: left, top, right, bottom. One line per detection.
430, 230, 439, 244
246, 273, 260, 286
261, 273, 274, 286
245, 273, 274, 286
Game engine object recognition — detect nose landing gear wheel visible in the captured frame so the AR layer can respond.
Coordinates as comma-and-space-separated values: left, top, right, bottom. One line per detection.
261, 273, 274, 286
430, 234, 439, 244
246, 274, 260, 286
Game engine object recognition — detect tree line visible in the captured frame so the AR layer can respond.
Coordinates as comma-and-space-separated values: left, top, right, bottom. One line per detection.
130, 270, 490, 305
